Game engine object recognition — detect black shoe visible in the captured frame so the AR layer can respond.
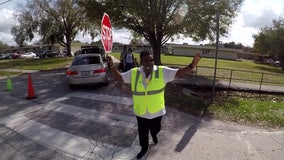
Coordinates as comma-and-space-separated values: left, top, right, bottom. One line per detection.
136, 148, 147, 159
152, 135, 158, 144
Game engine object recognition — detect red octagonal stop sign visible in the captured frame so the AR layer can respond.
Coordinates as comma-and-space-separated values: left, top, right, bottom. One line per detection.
101, 13, 113, 54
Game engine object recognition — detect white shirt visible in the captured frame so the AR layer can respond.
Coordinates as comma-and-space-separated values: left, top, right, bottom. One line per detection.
125, 53, 133, 63
121, 65, 178, 119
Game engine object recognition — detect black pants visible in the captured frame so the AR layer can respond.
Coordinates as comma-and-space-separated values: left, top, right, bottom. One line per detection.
136, 116, 163, 149
125, 63, 133, 71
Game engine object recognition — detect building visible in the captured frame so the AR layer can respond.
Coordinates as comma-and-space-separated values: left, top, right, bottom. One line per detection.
163, 43, 261, 61
83, 42, 152, 53
164, 44, 239, 60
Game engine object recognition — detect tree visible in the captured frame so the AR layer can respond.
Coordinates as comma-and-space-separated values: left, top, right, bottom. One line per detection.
223, 41, 244, 49
12, 0, 98, 56
11, 18, 34, 47
79, 0, 243, 64
0, 41, 10, 51
253, 18, 284, 70
253, 31, 272, 55
130, 32, 148, 45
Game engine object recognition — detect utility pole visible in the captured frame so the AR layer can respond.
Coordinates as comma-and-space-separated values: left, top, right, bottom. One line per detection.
212, 4, 220, 99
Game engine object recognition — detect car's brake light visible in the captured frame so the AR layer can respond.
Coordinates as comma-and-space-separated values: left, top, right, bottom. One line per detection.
93, 68, 106, 73
66, 70, 78, 75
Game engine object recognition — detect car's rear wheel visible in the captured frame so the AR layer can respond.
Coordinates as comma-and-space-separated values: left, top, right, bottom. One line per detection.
68, 84, 77, 89
102, 80, 108, 86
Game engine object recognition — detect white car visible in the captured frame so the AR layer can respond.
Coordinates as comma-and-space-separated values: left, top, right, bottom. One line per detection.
20, 52, 37, 59
274, 61, 280, 65
66, 54, 109, 87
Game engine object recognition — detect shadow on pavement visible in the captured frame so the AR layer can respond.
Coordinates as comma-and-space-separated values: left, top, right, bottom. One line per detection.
174, 118, 200, 152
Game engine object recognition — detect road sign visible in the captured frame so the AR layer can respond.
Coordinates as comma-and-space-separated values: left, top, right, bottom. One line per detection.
101, 13, 113, 54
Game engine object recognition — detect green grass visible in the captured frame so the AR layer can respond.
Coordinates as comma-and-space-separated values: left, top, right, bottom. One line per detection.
208, 95, 284, 128
0, 57, 73, 70
165, 83, 284, 128
111, 52, 283, 73
0, 71, 22, 76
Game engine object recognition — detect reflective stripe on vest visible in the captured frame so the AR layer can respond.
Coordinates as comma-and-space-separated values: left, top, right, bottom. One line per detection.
131, 66, 165, 115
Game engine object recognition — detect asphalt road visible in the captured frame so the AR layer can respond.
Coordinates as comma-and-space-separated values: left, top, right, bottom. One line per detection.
0, 69, 283, 160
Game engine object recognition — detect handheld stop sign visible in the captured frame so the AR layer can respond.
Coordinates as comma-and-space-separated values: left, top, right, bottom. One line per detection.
101, 13, 113, 54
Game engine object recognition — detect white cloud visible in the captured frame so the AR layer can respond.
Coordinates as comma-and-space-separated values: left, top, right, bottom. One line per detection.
74, 28, 132, 45
0, 8, 18, 45
212, 0, 284, 47
241, 0, 284, 29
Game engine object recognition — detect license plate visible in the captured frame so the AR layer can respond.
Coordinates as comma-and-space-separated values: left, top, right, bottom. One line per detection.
81, 71, 90, 77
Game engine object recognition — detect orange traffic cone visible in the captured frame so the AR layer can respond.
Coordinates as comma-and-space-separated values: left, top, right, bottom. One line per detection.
26, 73, 37, 99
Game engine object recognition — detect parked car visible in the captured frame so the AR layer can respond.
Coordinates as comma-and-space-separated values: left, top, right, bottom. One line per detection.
38, 50, 48, 58
46, 50, 60, 58
39, 50, 59, 58
66, 54, 109, 87
74, 49, 81, 56
0, 54, 4, 60
20, 52, 37, 59
11, 52, 22, 59
274, 61, 280, 65
0, 53, 11, 60
59, 50, 74, 57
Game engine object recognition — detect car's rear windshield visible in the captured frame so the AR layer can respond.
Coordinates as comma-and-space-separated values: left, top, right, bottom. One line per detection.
81, 48, 102, 54
72, 56, 101, 65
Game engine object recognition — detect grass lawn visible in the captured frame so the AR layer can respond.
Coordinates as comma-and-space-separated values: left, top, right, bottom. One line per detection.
0, 57, 73, 71
208, 92, 284, 128
166, 83, 284, 129
111, 52, 284, 73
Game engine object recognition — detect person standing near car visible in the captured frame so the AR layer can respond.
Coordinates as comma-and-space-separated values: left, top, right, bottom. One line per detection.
124, 47, 134, 72
120, 46, 128, 72
106, 50, 201, 159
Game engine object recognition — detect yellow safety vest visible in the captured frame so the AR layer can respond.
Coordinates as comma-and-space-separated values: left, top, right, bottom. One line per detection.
131, 66, 166, 116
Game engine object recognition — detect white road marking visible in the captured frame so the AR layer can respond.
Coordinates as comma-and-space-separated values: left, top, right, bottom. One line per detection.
0, 92, 139, 159
240, 130, 284, 136
1, 112, 134, 159
46, 100, 136, 128
236, 133, 263, 160
68, 92, 133, 105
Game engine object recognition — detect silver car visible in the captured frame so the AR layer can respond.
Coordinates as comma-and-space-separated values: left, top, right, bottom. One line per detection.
66, 54, 108, 87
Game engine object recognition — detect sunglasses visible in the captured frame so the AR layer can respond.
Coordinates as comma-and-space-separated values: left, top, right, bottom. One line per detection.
142, 59, 154, 62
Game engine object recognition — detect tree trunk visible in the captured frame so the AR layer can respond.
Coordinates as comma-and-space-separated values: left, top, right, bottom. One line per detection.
152, 45, 162, 65
150, 37, 162, 65
66, 41, 72, 57
66, 32, 72, 57
280, 56, 284, 71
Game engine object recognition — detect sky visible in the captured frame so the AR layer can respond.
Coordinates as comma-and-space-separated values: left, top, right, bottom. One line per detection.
0, 0, 283, 47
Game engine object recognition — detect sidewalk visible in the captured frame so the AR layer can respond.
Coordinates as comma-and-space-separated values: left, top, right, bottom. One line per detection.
0, 68, 39, 73
174, 76, 284, 94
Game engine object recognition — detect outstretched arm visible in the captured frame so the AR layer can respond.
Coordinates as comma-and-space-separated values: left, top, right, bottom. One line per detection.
106, 56, 124, 82
175, 53, 201, 78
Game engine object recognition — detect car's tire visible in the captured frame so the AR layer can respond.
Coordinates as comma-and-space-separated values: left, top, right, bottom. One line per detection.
69, 84, 77, 89
102, 80, 108, 86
